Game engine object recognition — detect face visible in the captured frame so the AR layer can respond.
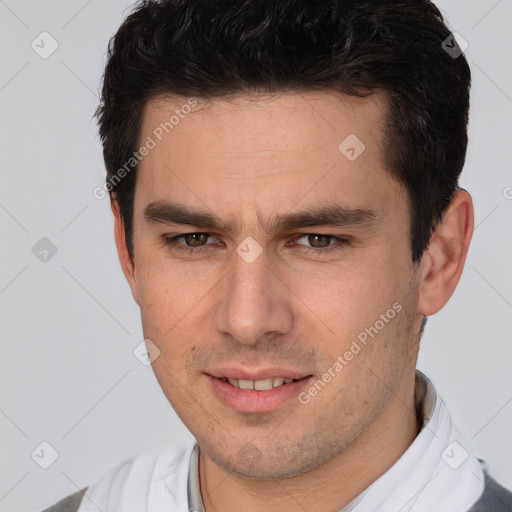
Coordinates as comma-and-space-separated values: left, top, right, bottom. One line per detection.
122, 91, 423, 479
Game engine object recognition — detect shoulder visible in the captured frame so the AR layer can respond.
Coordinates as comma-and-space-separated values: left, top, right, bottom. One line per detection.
468, 469, 512, 512
37, 442, 195, 512
38, 488, 88, 512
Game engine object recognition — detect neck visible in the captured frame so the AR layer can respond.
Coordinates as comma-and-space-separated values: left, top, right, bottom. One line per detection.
199, 368, 420, 512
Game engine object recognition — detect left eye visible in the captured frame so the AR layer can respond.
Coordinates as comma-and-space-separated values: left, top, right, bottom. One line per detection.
163, 232, 218, 254
293, 234, 342, 249
172, 233, 212, 246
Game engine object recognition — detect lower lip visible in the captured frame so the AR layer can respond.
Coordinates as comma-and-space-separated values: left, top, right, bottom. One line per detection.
207, 375, 313, 413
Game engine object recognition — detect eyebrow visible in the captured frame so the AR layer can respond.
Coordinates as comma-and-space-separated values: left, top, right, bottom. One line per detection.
143, 201, 377, 233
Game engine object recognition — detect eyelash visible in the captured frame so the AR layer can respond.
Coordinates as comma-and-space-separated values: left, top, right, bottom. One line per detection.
162, 232, 350, 255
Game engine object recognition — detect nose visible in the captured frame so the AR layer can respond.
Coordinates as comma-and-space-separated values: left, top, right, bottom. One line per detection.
214, 246, 294, 345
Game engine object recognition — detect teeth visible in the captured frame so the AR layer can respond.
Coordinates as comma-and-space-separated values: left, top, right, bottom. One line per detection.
254, 378, 274, 391
238, 379, 254, 390
226, 377, 296, 391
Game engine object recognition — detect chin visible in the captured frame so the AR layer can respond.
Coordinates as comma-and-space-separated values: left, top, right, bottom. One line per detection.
203, 437, 339, 480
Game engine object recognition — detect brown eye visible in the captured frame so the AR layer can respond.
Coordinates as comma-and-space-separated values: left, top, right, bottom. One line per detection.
182, 233, 209, 246
294, 234, 337, 248
162, 232, 220, 255
307, 234, 333, 248
290, 234, 350, 255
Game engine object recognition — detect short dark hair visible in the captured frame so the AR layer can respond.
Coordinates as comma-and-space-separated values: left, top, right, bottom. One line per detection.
95, 0, 471, 264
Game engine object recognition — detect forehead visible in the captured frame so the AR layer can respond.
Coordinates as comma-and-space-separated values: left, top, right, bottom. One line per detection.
135, 90, 405, 228
140, 90, 387, 153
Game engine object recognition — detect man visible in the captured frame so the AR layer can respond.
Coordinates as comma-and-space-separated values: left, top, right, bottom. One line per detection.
41, 0, 512, 510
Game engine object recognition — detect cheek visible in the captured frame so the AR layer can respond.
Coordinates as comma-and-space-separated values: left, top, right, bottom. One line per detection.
297, 261, 413, 381
134, 258, 214, 376
299, 260, 402, 332
135, 256, 202, 329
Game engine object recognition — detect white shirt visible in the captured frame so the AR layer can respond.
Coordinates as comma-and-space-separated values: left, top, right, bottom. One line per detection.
77, 371, 485, 512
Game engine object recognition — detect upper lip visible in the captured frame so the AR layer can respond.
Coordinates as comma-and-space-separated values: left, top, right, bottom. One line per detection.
207, 368, 312, 381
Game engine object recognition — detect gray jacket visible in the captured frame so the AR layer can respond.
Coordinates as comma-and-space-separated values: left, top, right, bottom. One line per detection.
40, 470, 512, 512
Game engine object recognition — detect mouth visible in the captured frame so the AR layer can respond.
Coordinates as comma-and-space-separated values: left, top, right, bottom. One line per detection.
206, 371, 314, 413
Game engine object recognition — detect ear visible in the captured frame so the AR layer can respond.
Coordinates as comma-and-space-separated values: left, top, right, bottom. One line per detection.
417, 189, 474, 316
111, 199, 140, 305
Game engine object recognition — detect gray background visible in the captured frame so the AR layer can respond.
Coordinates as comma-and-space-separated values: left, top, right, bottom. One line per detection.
0, 1, 511, 511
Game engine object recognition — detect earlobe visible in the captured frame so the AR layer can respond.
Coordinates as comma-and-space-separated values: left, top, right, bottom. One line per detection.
417, 189, 474, 316
111, 199, 140, 305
